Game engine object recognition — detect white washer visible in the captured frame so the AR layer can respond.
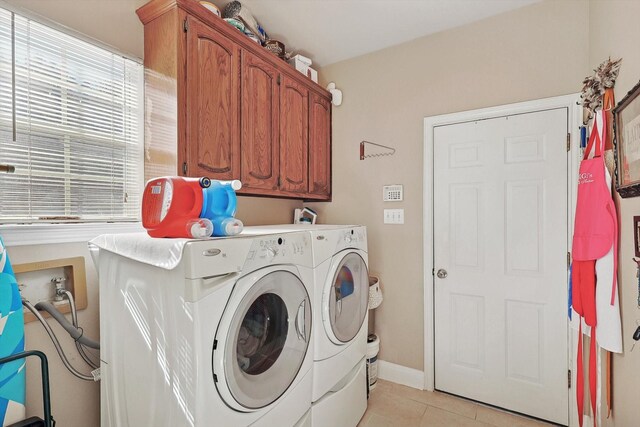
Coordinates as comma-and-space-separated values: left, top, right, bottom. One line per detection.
90, 231, 314, 427
246, 225, 369, 427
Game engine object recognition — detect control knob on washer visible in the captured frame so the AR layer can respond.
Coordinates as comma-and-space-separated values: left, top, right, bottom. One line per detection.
267, 247, 278, 258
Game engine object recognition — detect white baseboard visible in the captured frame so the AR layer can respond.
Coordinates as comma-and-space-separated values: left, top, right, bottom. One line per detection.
377, 360, 424, 390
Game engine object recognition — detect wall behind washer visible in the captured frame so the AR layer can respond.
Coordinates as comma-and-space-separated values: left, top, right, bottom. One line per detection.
307, 0, 590, 371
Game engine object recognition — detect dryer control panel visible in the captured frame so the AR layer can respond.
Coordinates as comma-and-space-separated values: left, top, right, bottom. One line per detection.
243, 233, 311, 271
335, 227, 367, 252
310, 226, 368, 265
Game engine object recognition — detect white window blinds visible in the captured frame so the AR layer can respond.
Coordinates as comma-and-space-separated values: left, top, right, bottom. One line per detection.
0, 8, 143, 223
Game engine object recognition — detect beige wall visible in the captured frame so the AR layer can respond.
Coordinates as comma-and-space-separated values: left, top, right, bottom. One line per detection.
4, 0, 147, 58
589, 1, 640, 425
308, 0, 590, 371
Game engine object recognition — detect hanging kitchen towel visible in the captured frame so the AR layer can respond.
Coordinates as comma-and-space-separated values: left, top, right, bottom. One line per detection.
0, 238, 26, 426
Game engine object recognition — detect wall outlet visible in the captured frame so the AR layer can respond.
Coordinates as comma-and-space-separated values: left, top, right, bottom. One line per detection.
384, 209, 404, 224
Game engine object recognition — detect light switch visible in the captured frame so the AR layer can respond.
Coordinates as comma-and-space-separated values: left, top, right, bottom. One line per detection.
384, 209, 404, 224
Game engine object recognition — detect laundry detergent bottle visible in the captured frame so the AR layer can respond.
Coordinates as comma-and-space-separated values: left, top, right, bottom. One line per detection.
200, 179, 244, 236
142, 176, 213, 238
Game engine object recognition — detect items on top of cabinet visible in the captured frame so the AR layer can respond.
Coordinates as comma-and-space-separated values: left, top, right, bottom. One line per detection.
359, 141, 395, 160
224, 17, 244, 31
198, 1, 220, 16
289, 54, 318, 83
221, 0, 319, 81
264, 39, 285, 59
223, 0, 264, 42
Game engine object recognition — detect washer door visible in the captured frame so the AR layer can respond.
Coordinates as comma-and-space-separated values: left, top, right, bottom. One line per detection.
324, 251, 369, 343
217, 269, 311, 410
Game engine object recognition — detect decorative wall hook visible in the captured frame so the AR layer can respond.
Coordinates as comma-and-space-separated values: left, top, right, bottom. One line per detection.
360, 141, 396, 160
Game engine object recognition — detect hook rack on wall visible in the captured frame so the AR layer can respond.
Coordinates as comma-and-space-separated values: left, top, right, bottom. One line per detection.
360, 141, 396, 160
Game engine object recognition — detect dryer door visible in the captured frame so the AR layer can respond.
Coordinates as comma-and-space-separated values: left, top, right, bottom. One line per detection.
215, 268, 311, 410
325, 251, 369, 343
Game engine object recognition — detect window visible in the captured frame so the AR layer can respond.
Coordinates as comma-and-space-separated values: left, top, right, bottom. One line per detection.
0, 7, 143, 224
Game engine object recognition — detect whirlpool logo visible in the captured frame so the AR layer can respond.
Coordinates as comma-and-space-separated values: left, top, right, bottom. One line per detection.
578, 172, 594, 184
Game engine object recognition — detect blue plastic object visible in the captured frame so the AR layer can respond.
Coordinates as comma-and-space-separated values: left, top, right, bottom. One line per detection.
211, 216, 244, 237
580, 126, 587, 149
200, 180, 243, 236
0, 237, 26, 425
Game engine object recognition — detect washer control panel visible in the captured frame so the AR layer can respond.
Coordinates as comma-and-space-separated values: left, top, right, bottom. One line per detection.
244, 233, 311, 269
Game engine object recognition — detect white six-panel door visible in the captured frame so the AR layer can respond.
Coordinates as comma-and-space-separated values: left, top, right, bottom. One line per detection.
433, 108, 569, 425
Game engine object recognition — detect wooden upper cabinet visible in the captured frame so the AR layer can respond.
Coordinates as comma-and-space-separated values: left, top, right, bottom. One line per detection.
279, 75, 309, 194
186, 16, 240, 179
240, 50, 279, 191
308, 93, 331, 198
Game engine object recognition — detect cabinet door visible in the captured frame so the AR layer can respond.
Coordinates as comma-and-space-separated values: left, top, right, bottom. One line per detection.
279, 75, 309, 194
308, 94, 331, 198
186, 16, 240, 179
240, 50, 279, 190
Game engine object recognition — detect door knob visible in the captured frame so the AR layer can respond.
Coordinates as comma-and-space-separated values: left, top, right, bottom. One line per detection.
436, 269, 448, 279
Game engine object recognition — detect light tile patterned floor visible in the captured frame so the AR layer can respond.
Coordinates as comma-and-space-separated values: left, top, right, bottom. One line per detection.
358, 380, 555, 427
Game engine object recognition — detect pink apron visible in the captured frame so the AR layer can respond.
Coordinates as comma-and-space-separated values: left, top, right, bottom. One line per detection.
572, 111, 618, 427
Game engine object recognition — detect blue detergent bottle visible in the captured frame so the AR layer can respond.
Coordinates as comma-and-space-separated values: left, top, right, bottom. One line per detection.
200, 180, 244, 236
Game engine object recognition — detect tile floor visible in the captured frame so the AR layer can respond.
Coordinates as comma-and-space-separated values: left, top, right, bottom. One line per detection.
358, 380, 555, 427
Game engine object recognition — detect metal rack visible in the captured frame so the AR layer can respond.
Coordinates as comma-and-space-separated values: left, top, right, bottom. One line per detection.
1, 350, 55, 427
359, 141, 396, 160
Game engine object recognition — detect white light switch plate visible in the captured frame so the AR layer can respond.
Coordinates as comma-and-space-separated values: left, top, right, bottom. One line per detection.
384, 209, 404, 224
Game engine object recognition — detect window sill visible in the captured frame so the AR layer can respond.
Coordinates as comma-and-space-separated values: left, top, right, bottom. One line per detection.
0, 222, 144, 247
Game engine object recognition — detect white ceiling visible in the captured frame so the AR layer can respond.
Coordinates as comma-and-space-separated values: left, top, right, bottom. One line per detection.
217, 0, 540, 67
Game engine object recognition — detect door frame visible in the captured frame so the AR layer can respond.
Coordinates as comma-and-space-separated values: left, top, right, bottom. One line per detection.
423, 94, 582, 426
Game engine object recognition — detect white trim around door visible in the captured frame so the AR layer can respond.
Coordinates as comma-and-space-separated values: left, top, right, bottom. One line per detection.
423, 94, 582, 426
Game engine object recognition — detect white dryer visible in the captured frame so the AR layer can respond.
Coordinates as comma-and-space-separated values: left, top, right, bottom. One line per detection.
246, 225, 370, 427
90, 231, 314, 427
